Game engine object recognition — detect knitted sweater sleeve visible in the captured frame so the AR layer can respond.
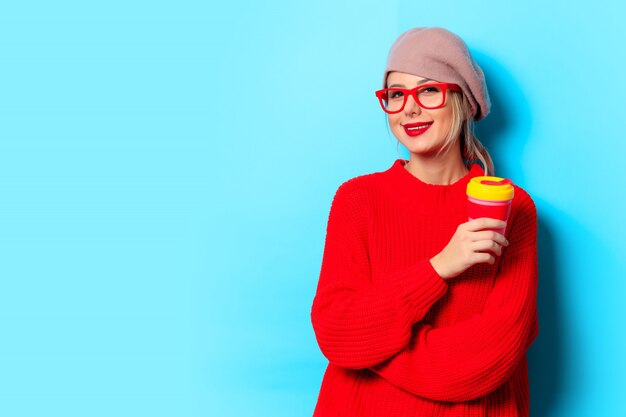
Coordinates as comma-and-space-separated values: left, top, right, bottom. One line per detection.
369, 190, 539, 402
311, 180, 449, 369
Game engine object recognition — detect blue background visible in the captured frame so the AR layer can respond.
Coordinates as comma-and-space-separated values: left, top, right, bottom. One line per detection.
1, 1, 624, 416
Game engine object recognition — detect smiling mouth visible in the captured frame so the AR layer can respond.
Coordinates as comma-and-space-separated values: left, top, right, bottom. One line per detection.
403, 122, 433, 136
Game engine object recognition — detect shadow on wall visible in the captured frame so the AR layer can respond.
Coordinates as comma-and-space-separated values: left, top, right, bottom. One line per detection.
470, 51, 564, 417
528, 215, 565, 417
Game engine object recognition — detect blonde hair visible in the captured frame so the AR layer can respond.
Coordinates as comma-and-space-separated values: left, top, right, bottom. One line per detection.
390, 91, 494, 176
440, 91, 494, 176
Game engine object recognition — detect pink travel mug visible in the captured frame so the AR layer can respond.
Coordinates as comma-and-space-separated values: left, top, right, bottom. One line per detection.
466, 176, 515, 236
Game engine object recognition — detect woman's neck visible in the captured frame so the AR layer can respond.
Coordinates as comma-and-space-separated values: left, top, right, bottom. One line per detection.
404, 150, 468, 185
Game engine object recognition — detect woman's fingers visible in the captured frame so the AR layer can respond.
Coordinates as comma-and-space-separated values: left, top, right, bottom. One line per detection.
433, 218, 509, 280
470, 230, 508, 246
471, 251, 495, 265
472, 239, 503, 256
463, 217, 507, 233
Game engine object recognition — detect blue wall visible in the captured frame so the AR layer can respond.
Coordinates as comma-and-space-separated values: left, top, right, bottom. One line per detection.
1, 1, 624, 416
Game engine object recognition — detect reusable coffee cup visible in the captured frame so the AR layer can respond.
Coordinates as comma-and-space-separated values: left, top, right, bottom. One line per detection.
466, 176, 515, 236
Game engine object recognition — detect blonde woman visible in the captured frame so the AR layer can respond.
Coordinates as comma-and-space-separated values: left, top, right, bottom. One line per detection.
311, 27, 538, 417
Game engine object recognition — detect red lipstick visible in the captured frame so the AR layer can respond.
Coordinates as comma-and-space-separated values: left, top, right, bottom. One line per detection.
403, 121, 433, 137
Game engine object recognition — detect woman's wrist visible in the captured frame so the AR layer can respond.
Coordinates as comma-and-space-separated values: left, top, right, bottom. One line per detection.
430, 254, 451, 281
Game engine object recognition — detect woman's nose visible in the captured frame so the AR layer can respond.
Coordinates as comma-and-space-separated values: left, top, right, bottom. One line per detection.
404, 94, 422, 115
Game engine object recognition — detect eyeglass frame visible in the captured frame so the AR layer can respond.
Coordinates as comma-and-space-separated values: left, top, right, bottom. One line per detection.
375, 82, 463, 114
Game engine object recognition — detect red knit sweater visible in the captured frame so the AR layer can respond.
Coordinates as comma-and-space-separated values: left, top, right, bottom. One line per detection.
310, 159, 538, 417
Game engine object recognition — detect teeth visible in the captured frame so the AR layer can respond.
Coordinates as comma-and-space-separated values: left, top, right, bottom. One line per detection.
407, 125, 430, 130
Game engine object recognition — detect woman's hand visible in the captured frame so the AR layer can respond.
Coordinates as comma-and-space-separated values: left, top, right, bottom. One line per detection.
430, 218, 509, 281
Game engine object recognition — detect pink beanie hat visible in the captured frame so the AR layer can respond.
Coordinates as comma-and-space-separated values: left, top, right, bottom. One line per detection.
382, 27, 491, 121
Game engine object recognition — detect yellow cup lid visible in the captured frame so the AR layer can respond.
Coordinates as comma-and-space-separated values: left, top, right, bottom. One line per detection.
466, 176, 515, 201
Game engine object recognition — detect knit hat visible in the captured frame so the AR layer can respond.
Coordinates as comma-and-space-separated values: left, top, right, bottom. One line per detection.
382, 27, 490, 121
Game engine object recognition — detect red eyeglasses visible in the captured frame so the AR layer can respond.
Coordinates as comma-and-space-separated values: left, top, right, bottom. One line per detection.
375, 83, 462, 114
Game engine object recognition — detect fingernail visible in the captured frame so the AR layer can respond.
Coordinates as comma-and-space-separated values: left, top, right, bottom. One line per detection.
505, 240, 509, 246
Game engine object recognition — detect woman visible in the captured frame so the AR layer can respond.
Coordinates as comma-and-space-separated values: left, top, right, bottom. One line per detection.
310, 27, 538, 416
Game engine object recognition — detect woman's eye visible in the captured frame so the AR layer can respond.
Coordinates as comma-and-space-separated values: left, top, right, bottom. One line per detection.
389, 90, 404, 99
420, 86, 441, 94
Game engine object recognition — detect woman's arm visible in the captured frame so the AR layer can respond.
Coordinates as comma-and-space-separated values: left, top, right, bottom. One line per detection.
311, 180, 449, 369
369, 191, 539, 402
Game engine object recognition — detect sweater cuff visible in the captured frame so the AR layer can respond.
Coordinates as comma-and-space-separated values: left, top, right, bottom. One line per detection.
390, 260, 448, 325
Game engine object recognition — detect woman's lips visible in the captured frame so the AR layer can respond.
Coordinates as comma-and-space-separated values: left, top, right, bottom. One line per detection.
403, 122, 433, 137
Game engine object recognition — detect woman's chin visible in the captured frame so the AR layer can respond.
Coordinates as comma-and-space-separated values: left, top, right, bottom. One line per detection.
404, 144, 441, 157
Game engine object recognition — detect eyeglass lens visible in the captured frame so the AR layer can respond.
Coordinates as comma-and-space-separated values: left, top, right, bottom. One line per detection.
382, 85, 445, 112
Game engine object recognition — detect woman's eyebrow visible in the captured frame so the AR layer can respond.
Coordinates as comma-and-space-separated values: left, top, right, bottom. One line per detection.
388, 78, 434, 88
